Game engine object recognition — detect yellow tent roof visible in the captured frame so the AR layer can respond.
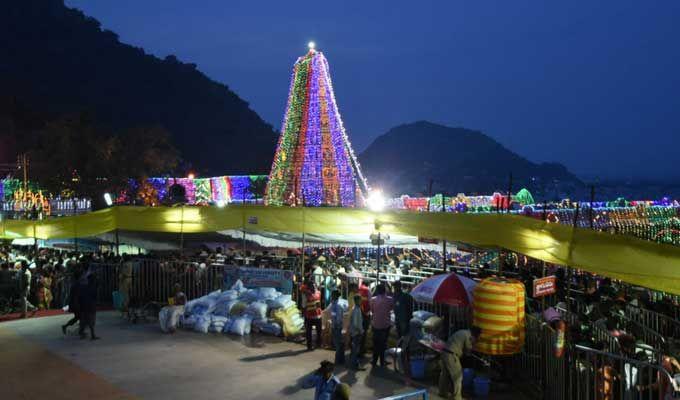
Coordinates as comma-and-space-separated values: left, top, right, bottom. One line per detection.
2, 205, 679, 294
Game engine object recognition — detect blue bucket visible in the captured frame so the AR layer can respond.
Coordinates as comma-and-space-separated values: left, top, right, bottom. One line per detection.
112, 291, 124, 311
473, 376, 491, 397
463, 368, 475, 389
410, 357, 426, 379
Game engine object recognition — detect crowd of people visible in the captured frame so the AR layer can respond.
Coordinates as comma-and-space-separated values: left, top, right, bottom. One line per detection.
3, 241, 680, 398
0, 246, 104, 339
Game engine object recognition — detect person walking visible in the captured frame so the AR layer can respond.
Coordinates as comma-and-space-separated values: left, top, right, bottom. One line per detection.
61, 268, 82, 334
393, 281, 414, 338
348, 294, 365, 370
78, 267, 100, 340
438, 326, 482, 400
302, 281, 323, 350
369, 283, 394, 368
357, 280, 371, 355
118, 256, 133, 312
19, 260, 37, 318
328, 290, 345, 365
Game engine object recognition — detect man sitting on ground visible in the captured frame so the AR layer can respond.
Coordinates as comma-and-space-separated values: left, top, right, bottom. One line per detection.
159, 283, 187, 333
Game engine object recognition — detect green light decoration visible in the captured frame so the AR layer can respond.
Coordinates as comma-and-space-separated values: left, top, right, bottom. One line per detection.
514, 188, 534, 206
194, 178, 212, 204
265, 46, 368, 207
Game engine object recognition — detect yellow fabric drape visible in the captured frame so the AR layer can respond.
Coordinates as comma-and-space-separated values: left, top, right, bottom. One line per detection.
2, 205, 680, 294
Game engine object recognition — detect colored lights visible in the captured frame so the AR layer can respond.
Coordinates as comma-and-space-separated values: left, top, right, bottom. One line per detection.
265, 48, 368, 207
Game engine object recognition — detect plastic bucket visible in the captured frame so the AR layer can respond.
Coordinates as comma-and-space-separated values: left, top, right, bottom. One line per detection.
112, 291, 123, 311
463, 368, 475, 389
410, 357, 426, 379
473, 376, 491, 397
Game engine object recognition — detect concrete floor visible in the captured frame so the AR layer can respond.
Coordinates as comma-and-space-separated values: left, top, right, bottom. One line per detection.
1, 312, 527, 400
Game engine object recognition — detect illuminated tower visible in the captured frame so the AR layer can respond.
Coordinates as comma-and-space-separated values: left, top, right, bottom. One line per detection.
265, 43, 368, 207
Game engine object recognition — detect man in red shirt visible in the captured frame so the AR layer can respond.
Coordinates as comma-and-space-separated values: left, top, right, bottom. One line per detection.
302, 281, 323, 350
370, 283, 394, 368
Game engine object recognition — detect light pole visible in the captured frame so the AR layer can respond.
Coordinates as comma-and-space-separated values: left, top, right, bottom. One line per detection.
367, 190, 386, 285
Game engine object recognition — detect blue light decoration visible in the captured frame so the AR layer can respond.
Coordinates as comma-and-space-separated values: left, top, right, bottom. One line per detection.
229, 176, 253, 202
148, 178, 168, 202
265, 46, 368, 207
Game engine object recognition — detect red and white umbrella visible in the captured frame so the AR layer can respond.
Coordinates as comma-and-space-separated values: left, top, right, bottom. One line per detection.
410, 272, 477, 306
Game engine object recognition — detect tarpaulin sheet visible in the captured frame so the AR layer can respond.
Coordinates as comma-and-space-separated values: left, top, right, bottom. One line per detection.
2, 205, 679, 294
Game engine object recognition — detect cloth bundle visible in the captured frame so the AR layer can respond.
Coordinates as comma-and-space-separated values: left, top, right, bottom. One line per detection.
272, 304, 304, 337
245, 301, 268, 320
229, 315, 253, 336
267, 294, 295, 310
182, 280, 301, 339
413, 310, 435, 321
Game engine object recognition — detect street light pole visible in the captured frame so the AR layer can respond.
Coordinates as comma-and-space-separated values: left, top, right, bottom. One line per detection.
376, 231, 381, 284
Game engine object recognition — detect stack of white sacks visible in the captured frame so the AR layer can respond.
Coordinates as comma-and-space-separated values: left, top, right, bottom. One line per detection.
181, 280, 303, 337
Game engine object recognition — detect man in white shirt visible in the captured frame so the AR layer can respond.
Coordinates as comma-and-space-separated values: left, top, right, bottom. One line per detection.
19, 261, 37, 318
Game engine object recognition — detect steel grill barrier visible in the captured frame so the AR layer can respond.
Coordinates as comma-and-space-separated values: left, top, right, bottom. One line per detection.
518, 315, 568, 400
378, 389, 429, 400
92, 262, 120, 304
567, 345, 678, 400
413, 301, 471, 337
521, 314, 680, 400
91, 260, 228, 305
626, 305, 680, 341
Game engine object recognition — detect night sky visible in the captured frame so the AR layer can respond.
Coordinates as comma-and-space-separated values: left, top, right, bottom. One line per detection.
65, 1, 680, 180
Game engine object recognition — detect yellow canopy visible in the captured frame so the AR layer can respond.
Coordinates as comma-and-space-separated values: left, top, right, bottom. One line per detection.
2, 205, 679, 294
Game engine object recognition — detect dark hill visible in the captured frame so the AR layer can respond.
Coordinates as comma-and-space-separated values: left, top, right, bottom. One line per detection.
359, 121, 582, 198
0, 0, 276, 174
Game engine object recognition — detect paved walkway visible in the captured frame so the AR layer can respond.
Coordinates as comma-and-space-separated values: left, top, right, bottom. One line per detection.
0, 312, 526, 399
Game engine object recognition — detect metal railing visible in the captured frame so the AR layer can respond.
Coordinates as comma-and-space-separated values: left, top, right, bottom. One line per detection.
568, 345, 678, 400
378, 389, 429, 400
518, 315, 568, 400
520, 314, 679, 400
91, 259, 227, 305
413, 301, 472, 337
626, 304, 680, 340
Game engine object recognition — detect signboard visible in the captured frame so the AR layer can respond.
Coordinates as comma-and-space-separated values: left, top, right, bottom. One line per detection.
533, 276, 557, 297
418, 237, 440, 244
223, 266, 293, 294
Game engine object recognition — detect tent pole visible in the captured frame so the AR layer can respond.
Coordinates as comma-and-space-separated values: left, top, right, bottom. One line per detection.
301, 206, 306, 284
33, 220, 38, 253
442, 240, 447, 272
115, 229, 120, 256
541, 261, 546, 311
179, 205, 185, 256
376, 232, 381, 283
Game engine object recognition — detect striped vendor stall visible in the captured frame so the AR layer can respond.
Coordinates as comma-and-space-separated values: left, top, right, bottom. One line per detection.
472, 277, 526, 355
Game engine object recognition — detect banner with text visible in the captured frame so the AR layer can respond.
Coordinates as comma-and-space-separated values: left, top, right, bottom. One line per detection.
223, 266, 294, 294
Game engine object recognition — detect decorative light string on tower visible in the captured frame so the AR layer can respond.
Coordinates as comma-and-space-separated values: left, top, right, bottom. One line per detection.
265, 43, 368, 207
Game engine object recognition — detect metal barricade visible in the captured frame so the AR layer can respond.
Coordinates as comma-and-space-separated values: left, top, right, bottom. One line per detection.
556, 306, 621, 354
378, 389, 429, 400
519, 315, 568, 400
617, 314, 668, 357
91, 262, 120, 304
91, 259, 226, 305
567, 345, 678, 400
414, 301, 471, 336
626, 305, 680, 340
